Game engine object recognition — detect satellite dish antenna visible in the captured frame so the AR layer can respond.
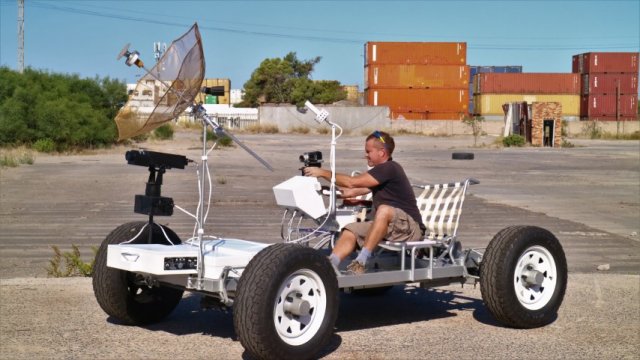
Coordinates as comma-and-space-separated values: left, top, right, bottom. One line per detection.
114, 23, 272, 171
116, 43, 130, 61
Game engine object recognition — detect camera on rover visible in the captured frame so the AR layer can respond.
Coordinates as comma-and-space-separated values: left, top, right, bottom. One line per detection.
299, 151, 323, 168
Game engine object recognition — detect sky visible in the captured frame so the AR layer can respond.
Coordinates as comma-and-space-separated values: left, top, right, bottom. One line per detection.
1, 0, 639, 90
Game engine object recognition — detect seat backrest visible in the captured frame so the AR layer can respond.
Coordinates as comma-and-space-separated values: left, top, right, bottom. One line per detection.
415, 179, 473, 240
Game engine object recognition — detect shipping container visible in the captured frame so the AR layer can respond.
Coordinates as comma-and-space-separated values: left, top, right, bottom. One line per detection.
365, 64, 469, 89
366, 88, 468, 113
572, 52, 639, 73
474, 73, 581, 94
469, 65, 523, 77
469, 65, 523, 113
580, 94, 638, 118
365, 42, 466, 65
582, 73, 638, 95
392, 111, 465, 120
473, 94, 580, 116
196, 78, 231, 104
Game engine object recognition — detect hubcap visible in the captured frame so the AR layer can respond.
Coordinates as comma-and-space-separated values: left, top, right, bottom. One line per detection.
513, 246, 557, 310
273, 269, 327, 346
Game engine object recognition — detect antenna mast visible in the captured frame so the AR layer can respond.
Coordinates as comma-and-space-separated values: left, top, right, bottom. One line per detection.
17, 0, 24, 73
153, 42, 167, 63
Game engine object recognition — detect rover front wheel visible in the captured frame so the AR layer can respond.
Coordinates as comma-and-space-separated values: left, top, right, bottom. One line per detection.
234, 243, 339, 360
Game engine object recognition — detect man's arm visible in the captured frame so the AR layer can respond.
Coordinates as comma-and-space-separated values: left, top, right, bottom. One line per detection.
339, 187, 371, 199
303, 167, 380, 189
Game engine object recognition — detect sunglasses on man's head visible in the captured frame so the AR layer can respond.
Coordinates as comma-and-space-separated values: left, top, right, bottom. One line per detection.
372, 130, 386, 144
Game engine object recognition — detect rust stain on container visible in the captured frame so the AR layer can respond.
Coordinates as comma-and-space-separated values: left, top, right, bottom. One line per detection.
365, 64, 469, 89
474, 73, 581, 94
582, 73, 638, 95
581, 94, 638, 118
365, 42, 466, 65
366, 88, 468, 113
572, 52, 639, 73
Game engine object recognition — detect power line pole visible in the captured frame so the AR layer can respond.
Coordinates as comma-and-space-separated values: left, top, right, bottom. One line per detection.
17, 0, 24, 73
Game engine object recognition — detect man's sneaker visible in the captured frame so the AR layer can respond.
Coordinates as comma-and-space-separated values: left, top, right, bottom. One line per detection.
346, 260, 365, 275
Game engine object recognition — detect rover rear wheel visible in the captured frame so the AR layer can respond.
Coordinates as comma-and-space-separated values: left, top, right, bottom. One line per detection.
92, 221, 184, 325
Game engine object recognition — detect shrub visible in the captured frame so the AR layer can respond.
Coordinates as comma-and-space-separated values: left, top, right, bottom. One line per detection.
152, 124, 174, 140
18, 151, 34, 164
502, 134, 525, 147
46, 245, 96, 277
315, 127, 330, 135
244, 123, 279, 134
32, 138, 56, 153
205, 130, 233, 147
0, 154, 18, 167
582, 120, 603, 139
0, 149, 34, 167
289, 125, 310, 134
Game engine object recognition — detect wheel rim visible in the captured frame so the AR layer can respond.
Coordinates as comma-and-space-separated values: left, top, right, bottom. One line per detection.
513, 245, 558, 310
273, 268, 327, 346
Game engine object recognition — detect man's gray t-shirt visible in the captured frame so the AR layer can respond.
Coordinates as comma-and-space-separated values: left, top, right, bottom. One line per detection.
368, 160, 425, 231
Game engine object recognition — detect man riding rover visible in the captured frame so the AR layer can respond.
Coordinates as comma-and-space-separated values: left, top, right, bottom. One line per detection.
304, 130, 426, 274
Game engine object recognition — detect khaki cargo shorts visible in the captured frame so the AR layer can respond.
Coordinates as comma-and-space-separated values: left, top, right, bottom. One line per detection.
343, 207, 423, 246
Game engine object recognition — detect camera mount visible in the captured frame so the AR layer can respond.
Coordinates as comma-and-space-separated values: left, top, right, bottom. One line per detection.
126, 150, 190, 243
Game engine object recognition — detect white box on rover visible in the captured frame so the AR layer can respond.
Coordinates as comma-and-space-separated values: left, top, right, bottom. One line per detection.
273, 176, 327, 219
107, 238, 269, 279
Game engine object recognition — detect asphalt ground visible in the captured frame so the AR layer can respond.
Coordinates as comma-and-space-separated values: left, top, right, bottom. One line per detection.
0, 131, 639, 359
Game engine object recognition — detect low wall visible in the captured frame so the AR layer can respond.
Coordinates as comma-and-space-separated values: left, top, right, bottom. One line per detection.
258, 105, 639, 137
258, 105, 391, 133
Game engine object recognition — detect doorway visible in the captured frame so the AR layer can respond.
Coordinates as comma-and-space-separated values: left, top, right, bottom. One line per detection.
543, 119, 554, 147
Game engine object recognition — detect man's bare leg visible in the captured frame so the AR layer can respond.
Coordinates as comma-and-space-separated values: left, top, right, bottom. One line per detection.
331, 230, 358, 261
362, 205, 394, 252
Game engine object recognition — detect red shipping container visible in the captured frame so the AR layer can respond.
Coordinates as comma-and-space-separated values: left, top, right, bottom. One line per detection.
366, 88, 468, 113
582, 73, 638, 95
573, 52, 639, 73
580, 94, 637, 118
475, 73, 581, 94
365, 64, 469, 89
572, 54, 580, 73
392, 111, 465, 120
365, 42, 466, 65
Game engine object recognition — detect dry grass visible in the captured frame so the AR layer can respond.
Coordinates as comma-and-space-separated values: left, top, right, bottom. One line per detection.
0, 147, 35, 167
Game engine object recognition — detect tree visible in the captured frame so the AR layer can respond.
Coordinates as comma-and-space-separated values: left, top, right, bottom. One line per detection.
238, 52, 345, 107
462, 115, 485, 147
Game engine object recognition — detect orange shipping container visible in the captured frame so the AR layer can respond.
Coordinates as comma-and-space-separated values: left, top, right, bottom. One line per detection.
474, 73, 581, 94
366, 88, 468, 113
365, 42, 466, 65
365, 64, 469, 89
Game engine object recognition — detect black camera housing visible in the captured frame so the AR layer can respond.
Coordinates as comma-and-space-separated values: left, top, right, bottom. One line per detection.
125, 150, 188, 169
299, 151, 323, 168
